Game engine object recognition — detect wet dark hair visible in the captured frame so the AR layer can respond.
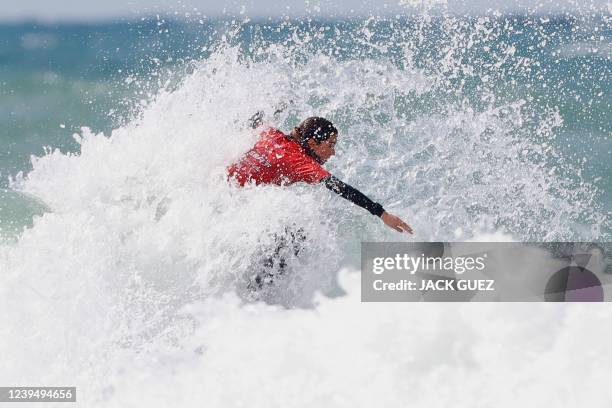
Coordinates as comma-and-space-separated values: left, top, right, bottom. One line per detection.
293, 117, 337, 146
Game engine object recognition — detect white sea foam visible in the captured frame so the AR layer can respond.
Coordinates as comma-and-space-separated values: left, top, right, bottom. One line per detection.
100, 271, 612, 408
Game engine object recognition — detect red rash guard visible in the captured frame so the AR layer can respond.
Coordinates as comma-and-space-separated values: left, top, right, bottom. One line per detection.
227, 127, 330, 186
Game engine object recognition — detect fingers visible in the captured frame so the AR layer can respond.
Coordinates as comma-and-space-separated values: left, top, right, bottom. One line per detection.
383, 213, 414, 234
395, 217, 413, 234
391, 222, 413, 234
399, 225, 413, 234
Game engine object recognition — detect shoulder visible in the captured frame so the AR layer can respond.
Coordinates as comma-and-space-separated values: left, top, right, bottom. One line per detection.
277, 142, 330, 183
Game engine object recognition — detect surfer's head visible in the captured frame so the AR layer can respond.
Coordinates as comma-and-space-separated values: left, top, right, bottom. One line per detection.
290, 117, 338, 164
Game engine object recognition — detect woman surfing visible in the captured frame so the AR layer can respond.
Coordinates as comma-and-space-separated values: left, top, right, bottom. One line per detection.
228, 116, 413, 290
228, 116, 413, 233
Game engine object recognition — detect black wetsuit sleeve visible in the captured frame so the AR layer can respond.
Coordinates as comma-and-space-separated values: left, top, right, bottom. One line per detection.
322, 175, 385, 217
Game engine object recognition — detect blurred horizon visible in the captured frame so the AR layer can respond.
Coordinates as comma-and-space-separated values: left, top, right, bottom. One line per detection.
1, 0, 609, 23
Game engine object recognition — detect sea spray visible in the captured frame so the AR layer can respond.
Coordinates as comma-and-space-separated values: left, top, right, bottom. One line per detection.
0, 10, 610, 406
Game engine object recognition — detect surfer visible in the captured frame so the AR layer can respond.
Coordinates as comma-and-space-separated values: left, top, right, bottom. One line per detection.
228, 115, 413, 234
228, 115, 413, 291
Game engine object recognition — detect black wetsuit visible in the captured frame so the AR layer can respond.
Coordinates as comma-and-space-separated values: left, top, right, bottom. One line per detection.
322, 175, 385, 217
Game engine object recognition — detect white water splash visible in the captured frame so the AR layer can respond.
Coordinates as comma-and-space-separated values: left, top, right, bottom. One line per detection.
1, 14, 609, 407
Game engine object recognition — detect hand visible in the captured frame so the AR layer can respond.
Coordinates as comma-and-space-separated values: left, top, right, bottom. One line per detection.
381, 211, 414, 234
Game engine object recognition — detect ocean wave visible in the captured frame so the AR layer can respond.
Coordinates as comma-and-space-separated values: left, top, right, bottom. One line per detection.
0, 14, 609, 405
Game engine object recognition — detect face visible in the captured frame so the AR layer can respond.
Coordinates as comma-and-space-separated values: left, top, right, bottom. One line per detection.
308, 134, 337, 163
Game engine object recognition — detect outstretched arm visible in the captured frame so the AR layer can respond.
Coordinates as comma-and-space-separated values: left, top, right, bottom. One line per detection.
322, 175, 384, 216
322, 175, 413, 234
